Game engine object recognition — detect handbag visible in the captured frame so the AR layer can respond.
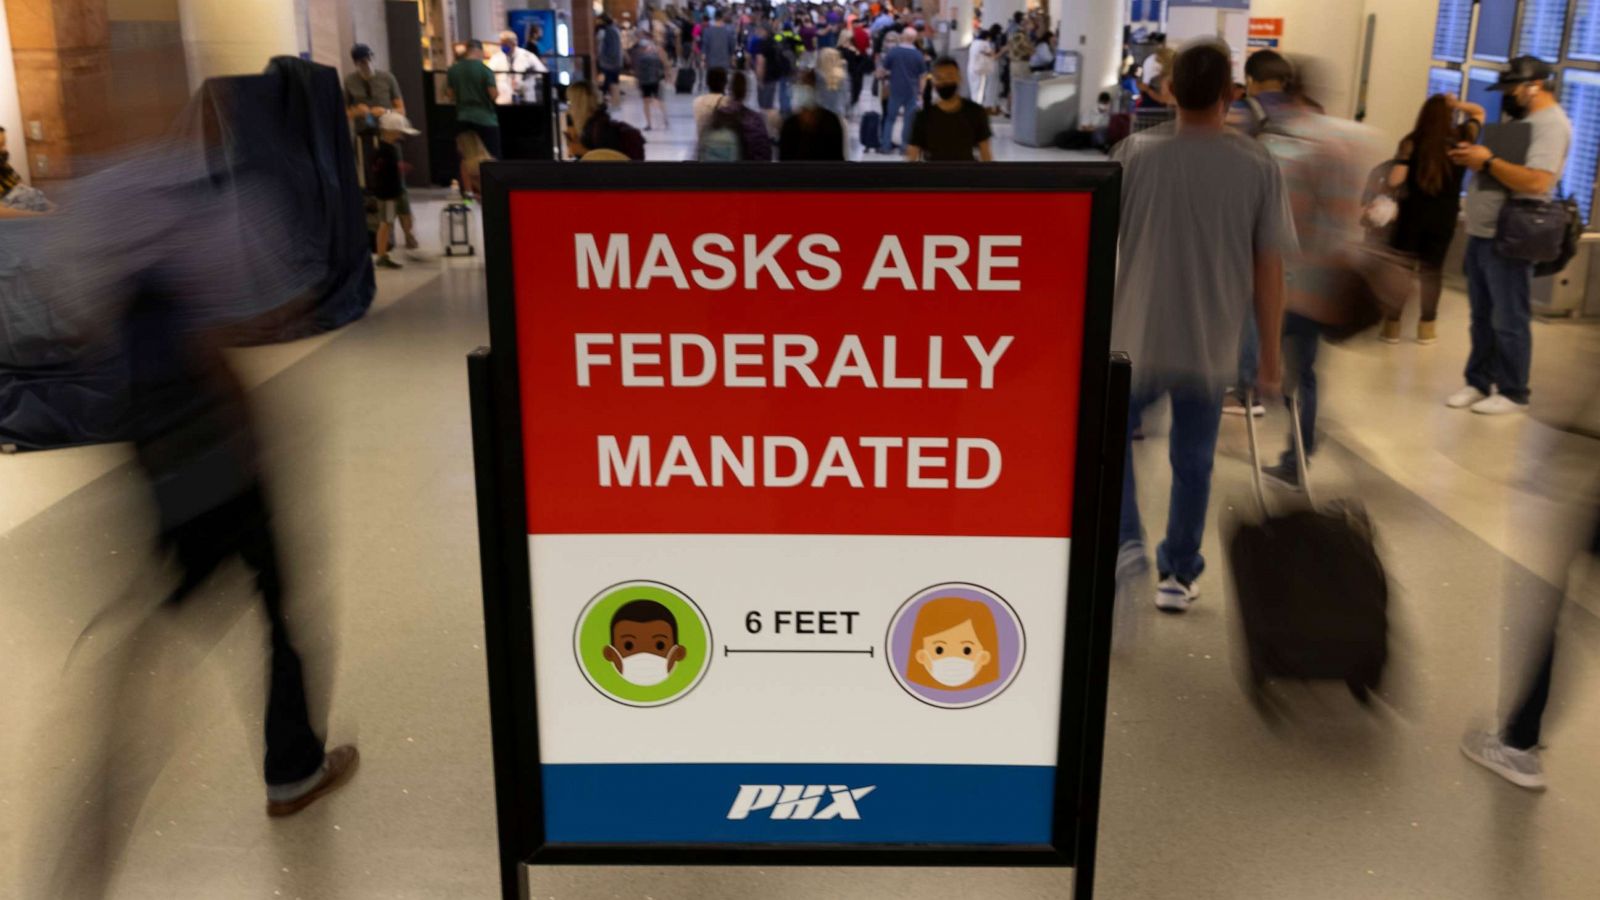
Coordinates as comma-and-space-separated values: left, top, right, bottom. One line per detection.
1495, 196, 1569, 264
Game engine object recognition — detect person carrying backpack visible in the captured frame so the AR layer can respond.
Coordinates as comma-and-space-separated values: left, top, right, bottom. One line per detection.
632, 34, 670, 131
756, 23, 799, 117
565, 81, 646, 161
697, 70, 773, 162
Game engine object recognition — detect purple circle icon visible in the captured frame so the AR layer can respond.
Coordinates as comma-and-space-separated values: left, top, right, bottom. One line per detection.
886, 583, 1025, 709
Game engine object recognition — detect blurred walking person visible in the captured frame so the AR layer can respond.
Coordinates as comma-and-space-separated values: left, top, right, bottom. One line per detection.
779, 70, 846, 160
1112, 40, 1295, 613
878, 27, 927, 154
36, 173, 359, 897
968, 25, 1001, 116
633, 33, 670, 130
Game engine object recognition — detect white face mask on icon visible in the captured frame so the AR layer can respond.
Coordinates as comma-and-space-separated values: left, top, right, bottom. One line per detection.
615, 649, 673, 686
929, 656, 977, 687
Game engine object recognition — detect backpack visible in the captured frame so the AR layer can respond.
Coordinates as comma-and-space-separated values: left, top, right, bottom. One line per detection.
1533, 195, 1584, 278
635, 51, 665, 85
588, 113, 647, 160
699, 100, 746, 160
771, 36, 797, 79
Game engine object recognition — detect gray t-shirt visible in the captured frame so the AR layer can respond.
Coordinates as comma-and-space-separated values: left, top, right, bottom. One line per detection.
344, 69, 403, 112
1110, 126, 1299, 393
702, 23, 736, 69
1465, 103, 1572, 238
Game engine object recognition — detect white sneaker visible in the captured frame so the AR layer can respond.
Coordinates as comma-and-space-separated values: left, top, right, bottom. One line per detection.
1116, 540, 1150, 581
1113, 541, 1150, 653
1445, 386, 1489, 409
1222, 392, 1266, 417
1470, 394, 1528, 416
1154, 575, 1199, 613
1460, 730, 1546, 790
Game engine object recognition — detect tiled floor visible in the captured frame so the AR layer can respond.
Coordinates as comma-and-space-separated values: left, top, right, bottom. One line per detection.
3, 85, 1599, 899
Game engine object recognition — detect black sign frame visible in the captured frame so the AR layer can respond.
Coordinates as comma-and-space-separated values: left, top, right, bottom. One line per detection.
469, 163, 1128, 900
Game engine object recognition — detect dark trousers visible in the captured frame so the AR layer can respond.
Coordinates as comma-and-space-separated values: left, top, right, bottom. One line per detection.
460, 122, 503, 160
1278, 312, 1321, 467
1463, 236, 1533, 404
1505, 638, 1555, 750
1119, 383, 1226, 583
167, 485, 325, 786
1504, 503, 1600, 749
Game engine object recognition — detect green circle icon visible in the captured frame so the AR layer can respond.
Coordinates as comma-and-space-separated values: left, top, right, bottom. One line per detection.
573, 581, 712, 707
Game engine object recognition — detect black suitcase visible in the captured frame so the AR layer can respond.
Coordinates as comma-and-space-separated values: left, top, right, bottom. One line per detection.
1228, 394, 1388, 709
859, 111, 882, 152
675, 66, 697, 95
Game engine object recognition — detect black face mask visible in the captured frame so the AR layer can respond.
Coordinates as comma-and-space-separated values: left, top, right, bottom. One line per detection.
936, 82, 959, 100
1500, 91, 1526, 120
0, 150, 8, 167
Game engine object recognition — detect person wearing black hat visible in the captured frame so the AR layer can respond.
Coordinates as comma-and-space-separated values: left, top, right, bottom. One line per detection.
345, 44, 406, 125
345, 43, 418, 250
1444, 56, 1571, 416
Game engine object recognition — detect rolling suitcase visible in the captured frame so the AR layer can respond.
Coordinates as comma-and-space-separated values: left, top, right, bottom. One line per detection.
1228, 393, 1388, 709
859, 111, 882, 152
675, 66, 697, 95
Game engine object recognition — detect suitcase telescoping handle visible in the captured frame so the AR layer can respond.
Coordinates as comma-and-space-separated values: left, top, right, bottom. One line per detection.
1243, 389, 1316, 513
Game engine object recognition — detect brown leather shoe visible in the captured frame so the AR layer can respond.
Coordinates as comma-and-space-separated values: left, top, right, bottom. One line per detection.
267, 745, 360, 818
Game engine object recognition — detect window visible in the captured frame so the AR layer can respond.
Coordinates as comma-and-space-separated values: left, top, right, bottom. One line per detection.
1428, 66, 1464, 100
1475, 0, 1518, 62
1517, 0, 1570, 61
1575, 0, 1600, 62
1433, 0, 1474, 62
1560, 69, 1600, 222
1468, 67, 1505, 124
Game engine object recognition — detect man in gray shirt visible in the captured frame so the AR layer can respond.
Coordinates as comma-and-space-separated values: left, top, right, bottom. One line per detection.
345, 44, 417, 250
1446, 56, 1571, 415
700, 12, 737, 72
1111, 40, 1295, 614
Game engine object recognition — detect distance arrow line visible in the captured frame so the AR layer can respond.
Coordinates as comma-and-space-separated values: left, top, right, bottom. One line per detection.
723, 647, 875, 657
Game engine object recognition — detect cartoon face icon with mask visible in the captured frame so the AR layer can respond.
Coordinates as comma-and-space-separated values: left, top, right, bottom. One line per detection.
602, 599, 686, 687
905, 597, 999, 691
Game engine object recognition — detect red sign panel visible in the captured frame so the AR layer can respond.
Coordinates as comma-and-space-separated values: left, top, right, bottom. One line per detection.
510, 190, 1091, 538
1249, 17, 1284, 38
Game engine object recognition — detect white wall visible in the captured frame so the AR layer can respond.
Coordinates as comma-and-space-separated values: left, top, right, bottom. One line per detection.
350, 0, 392, 72
179, 0, 303, 90
1059, 0, 1124, 121
1242, 0, 1436, 151
0, 0, 25, 181
1249, 0, 1365, 119
1358, 0, 1437, 153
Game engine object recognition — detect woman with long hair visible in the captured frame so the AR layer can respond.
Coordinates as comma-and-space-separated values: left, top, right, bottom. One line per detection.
1384, 93, 1483, 344
815, 46, 849, 119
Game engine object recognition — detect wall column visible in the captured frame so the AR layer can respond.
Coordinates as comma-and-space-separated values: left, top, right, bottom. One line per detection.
4, 0, 111, 181
1059, 0, 1123, 121
177, 0, 300, 91
0, 0, 30, 180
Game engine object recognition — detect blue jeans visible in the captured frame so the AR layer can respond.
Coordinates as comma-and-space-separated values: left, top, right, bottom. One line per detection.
1119, 384, 1225, 583
1463, 236, 1533, 404
1278, 312, 1320, 467
1237, 314, 1259, 390
881, 91, 915, 150
758, 79, 792, 116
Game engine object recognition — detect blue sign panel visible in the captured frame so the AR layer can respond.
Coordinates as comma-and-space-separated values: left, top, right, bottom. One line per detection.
544, 763, 1056, 844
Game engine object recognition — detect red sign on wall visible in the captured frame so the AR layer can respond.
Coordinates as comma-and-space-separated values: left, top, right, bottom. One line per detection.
1249, 17, 1284, 38
509, 190, 1093, 538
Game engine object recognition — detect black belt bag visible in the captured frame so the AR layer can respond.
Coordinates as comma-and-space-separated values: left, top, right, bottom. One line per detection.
1494, 197, 1568, 264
